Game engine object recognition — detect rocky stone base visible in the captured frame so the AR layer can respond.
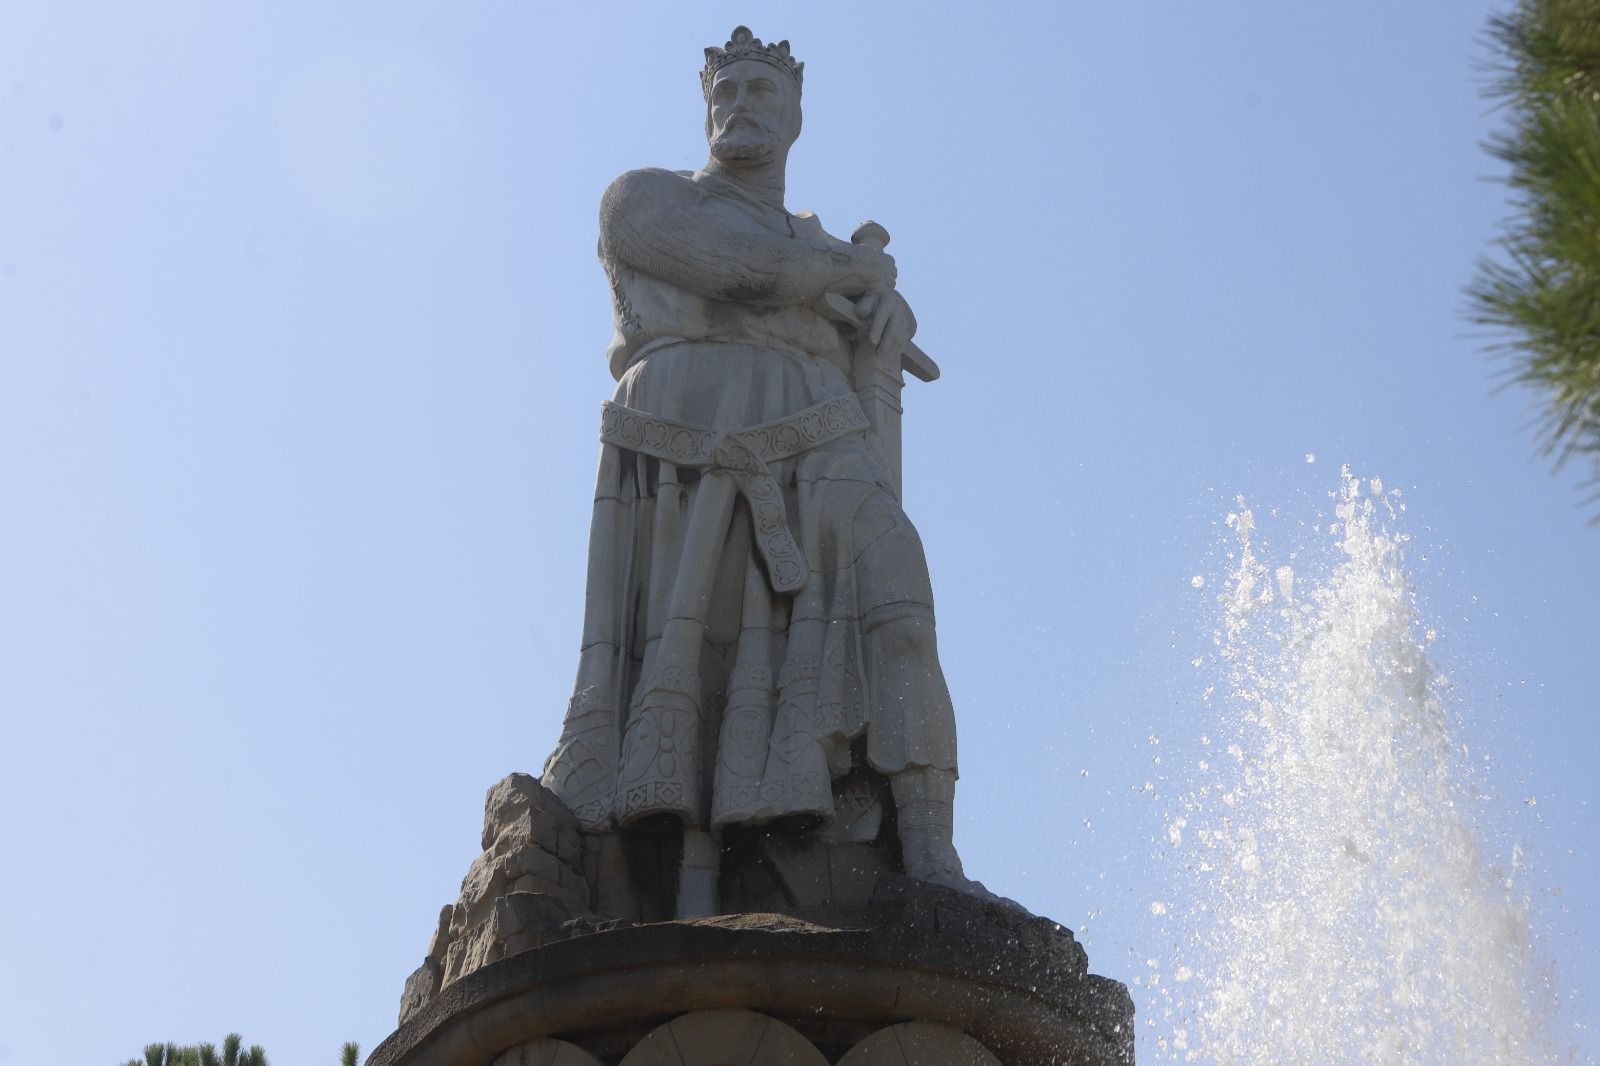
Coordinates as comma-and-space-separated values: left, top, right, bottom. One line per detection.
374, 886, 1133, 1065
401, 775, 594, 1025
388, 773, 1133, 1063
401, 772, 931, 1027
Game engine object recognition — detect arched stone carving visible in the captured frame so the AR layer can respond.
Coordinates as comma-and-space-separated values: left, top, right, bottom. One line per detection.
837, 1021, 1003, 1065
491, 1038, 605, 1066
618, 1008, 828, 1066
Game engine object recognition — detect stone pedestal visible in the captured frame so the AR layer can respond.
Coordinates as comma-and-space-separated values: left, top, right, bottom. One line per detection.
370, 877, 1133, 1065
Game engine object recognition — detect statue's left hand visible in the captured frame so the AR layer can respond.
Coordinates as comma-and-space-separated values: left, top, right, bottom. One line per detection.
854, 290, 917, 367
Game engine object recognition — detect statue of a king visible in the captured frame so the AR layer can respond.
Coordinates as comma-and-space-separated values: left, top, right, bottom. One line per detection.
541, 27, 985, 918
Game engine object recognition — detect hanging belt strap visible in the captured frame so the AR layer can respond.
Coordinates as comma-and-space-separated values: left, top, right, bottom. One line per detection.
598, 394, 871, 594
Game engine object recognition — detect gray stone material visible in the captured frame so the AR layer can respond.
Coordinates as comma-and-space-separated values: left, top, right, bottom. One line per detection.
835, 1022, 1003, 1065
402, 775, 595, 1026
537, 25, 990, 918
490, 1040, 604, 1066
618, 1009, 827, 1065
371, 877, 1132, 1066
387, 24, 1133, 1063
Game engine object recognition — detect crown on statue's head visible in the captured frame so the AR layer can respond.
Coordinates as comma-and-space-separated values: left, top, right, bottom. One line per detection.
701, 26, 804, 99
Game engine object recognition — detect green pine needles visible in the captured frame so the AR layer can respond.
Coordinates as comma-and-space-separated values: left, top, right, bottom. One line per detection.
1472, 0, 1600, 519
120, 1034, 359, 1066
124, 1037, 267, 1066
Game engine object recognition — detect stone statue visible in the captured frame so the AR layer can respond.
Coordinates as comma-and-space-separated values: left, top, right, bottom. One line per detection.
537, 27, 985, 920
533, 27, 981, 917
387, 34, 1133, 1055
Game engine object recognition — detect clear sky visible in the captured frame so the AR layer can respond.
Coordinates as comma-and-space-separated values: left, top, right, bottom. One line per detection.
1, 2, 1594, 1064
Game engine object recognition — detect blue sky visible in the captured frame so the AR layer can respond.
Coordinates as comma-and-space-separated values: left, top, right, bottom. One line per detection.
1, 2, 1594, 1063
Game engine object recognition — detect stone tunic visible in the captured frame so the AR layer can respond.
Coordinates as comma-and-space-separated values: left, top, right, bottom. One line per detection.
541, 170, 956, 834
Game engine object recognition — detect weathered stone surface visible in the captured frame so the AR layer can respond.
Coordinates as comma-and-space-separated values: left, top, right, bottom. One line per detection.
618, 1009, 827, 1065
481, 774, 582, 852
489, 1039, 603, 1066
425, 904, 453, 965
443, 892, 580, 988
821, 769, 887, 845
397, 963, 440, 1031
495, 893, 576, 954
398, 905, 457, 1027
537, 25, 993, 919
758, 834, 886, 910
399, 775, 593, 1025
837, 1021, 1003, 1065
371, 876, 1132, 1066
388, 25, 1133, 1061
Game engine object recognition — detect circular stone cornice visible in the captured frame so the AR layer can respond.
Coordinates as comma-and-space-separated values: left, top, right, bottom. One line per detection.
371, 888, 1132, 1066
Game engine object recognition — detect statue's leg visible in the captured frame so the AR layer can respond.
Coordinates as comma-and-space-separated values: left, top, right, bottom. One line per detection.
651, 469, 737, 918
890, 761, 1004, 901
863, 606, 974, 891
852, 506, 1000, 901
888, 763, 964, 883
677, 827, 719, 918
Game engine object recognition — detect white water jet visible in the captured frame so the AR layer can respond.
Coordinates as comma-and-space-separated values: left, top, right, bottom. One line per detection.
1151, 468, 1557, 1064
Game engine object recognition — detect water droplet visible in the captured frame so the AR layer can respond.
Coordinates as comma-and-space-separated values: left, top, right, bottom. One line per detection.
1157, 471, 1557, 1060
1305, 452, 1316, 463
1190, 574, 1206, 589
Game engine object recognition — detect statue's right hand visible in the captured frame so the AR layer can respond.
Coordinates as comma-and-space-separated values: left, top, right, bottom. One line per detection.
832, 244, 896, 297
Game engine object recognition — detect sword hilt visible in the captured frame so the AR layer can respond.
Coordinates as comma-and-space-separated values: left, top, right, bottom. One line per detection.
844, 220, 939, 383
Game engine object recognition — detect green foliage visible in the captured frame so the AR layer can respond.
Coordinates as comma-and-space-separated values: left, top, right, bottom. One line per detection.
1471, 0, 1600, 518
121, 1035, 265, 1066
119, 1034, 354, 1066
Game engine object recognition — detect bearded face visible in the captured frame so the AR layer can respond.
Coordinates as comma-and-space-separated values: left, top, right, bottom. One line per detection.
705, 58, 801, 164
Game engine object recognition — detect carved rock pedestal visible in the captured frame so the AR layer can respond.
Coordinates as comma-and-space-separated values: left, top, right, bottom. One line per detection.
370, 877, 1133, 1066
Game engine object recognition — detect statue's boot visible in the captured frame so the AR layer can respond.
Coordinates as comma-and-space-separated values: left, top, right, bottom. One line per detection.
891, 767, 1006, 903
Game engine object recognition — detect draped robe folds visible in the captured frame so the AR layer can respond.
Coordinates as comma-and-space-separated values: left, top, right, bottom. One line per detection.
541, 170, 956, 836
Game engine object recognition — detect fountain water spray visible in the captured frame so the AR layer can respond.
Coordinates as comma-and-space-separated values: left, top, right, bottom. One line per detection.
1151, 468, 1557, 1064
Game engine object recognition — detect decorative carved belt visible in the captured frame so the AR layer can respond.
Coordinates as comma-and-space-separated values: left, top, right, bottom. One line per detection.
598, 394, 870, 593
